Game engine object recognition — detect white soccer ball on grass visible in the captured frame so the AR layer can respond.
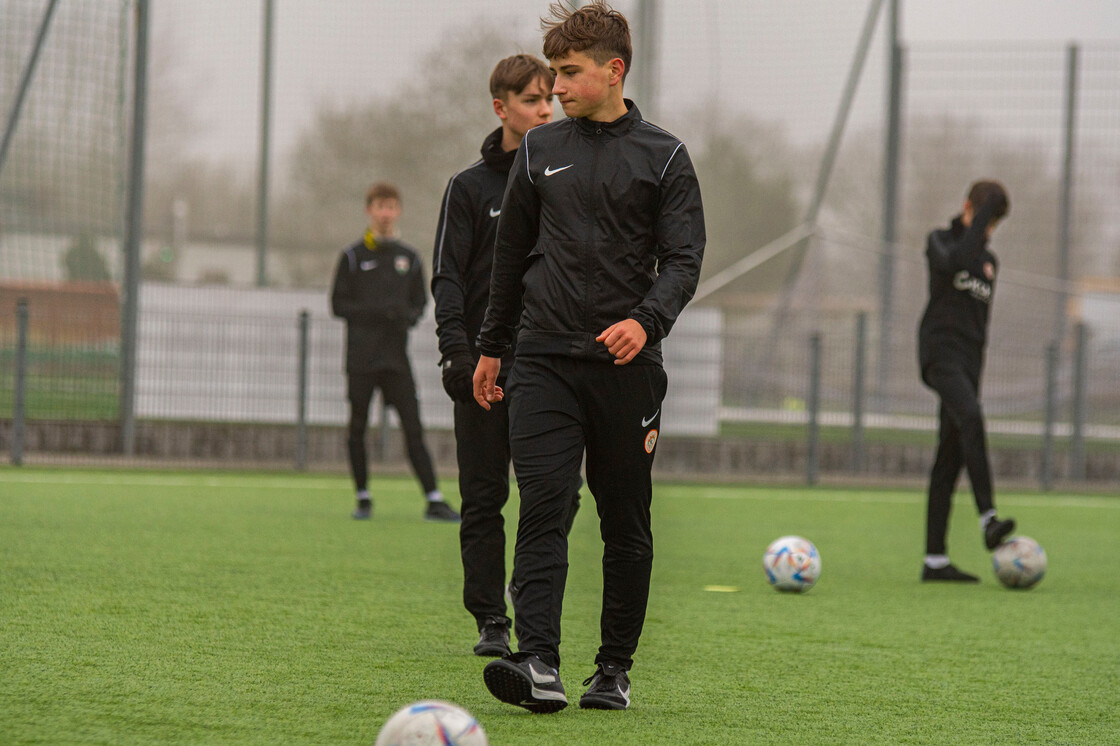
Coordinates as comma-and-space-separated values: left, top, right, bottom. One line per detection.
991, 535, 1047, 589
375, 700, 488, 746
763, 535, 821, 592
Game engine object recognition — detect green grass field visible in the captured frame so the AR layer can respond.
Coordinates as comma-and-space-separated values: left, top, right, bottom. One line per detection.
2, 468, 1118, 745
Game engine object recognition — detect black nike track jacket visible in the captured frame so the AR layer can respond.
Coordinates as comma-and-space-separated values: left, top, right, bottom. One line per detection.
477, 101, 706, 366
330, 238, 426, 375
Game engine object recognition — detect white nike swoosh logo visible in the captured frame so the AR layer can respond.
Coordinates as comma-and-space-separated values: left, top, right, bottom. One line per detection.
641, 409, 660, 427
528, 663, 557, 684
543, 164, 574, 176
359, 260, 377, 271
489, 207, 501, 217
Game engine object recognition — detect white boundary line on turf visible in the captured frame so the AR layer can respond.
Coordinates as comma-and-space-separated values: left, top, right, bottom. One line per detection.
680, 489, 1120, 510
3, 473, 1116, 509
0, 473, 347, 489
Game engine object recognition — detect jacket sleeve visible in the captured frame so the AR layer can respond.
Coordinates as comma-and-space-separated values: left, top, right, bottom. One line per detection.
330, 252, 359, 320
430, 176, 475, 360
629, 143, 706, 346
407, 251, 427, 328
927, 203, 997, 273
478, 138, 539, 358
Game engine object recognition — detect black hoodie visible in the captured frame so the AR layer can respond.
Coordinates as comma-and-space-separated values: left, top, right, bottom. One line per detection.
431, 127, 517, 371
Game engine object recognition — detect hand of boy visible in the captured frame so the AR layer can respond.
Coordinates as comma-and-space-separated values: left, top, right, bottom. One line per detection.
473, 355, 504, 410
596, 319, 647, 366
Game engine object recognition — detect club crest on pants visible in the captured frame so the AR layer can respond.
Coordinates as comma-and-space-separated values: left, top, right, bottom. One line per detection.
644, 428, 658, 454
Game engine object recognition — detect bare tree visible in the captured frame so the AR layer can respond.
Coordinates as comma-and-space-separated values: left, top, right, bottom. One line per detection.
273, 25, 534, 286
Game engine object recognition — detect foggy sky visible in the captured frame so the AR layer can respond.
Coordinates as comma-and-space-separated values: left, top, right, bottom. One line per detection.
150, 1, 1120, 165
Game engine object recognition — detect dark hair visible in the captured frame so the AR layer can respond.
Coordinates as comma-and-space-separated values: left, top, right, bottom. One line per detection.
541, 1, 632, 82
490, 54, 554, 100
967, 180, 1009, 219
365, 182, 401, 208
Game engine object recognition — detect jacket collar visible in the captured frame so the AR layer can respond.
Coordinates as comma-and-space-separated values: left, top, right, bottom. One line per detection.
481, 127, 516, 174
950, 215, 989, 247
572, 99, 642, 136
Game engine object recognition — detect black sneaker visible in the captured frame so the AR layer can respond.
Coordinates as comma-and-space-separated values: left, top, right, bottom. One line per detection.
351, 498, 372, 520
579, 661, 631, 710
984, 516, 1016, 550
474, 616, 511, 658
483, 652, 567, 713
424, 501, 461, 523
921, 563, 979, 582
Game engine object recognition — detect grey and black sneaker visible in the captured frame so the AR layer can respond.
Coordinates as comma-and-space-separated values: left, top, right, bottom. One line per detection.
984, 516, 1016, 550
579, 661, 631, 710
474, 616, 512, 658
424, 501, 461, 523
483, 652, 567, 713
351, 498, 372, 520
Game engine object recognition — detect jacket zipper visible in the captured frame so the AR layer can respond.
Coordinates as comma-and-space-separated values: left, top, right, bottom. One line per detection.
585, 127, 601, 343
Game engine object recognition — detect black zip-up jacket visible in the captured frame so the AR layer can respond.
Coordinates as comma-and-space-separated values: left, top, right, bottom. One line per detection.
330, 237, 426, 374
478, 101, 705, 366
918, 204, 1000, 377
431, 127, 516, 371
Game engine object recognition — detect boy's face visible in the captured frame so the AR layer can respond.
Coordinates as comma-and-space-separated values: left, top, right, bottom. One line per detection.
494, 76, 554, 141
549, 50, 623, 120
366, 197, 401, 236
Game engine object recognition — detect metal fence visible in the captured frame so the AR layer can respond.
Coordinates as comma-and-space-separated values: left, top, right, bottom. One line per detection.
4, 272, 1117, 484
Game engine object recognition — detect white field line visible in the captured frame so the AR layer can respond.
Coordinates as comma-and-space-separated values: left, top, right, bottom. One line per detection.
721, 407, 1120, 441
0, 472, 347, 490
674, 488, 1119, 510
2, 472, 1116, 509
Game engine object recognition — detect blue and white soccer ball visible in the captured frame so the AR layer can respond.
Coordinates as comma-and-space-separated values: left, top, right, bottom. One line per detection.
375, 700, 488, 746
992, 535, 1047, 589
763, 535, 821, 592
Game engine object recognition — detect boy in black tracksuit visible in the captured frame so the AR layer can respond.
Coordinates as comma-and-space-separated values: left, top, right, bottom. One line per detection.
474, 2, 705, 713
432, 54, 580, 659
918, 179, 1016, 582
330, 182, 459, 523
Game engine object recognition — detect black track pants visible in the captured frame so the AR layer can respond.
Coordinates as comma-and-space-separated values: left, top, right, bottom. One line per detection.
455, 396, 582, 629
455, 397, 513, 626
506, 355, 667, 671
347, 369, 437, 496
921, 362, 994, 555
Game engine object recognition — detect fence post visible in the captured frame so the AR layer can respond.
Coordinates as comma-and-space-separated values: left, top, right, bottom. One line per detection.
850, 312, 867, 473
807, 333, 821, 485
1041, 341, 1058, 490
1070, 322, 1088, 481
11, 299, 29, 466
296, 309, 309, 471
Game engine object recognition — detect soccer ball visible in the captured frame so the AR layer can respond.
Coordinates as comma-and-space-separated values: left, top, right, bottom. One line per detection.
763, 535, 821, 592
991, 536, 1047, 589
375, 700, 488, 746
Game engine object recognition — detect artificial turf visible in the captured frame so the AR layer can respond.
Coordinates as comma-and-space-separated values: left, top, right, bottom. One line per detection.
1, 468, 1117, 744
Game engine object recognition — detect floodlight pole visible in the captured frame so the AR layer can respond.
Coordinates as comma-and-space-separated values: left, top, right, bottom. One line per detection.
877, 0, 902, 413
255, 0, 275, 287
1054, 44, 1078, 347
632, 0, 659, 122
121, 0, 150, 456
